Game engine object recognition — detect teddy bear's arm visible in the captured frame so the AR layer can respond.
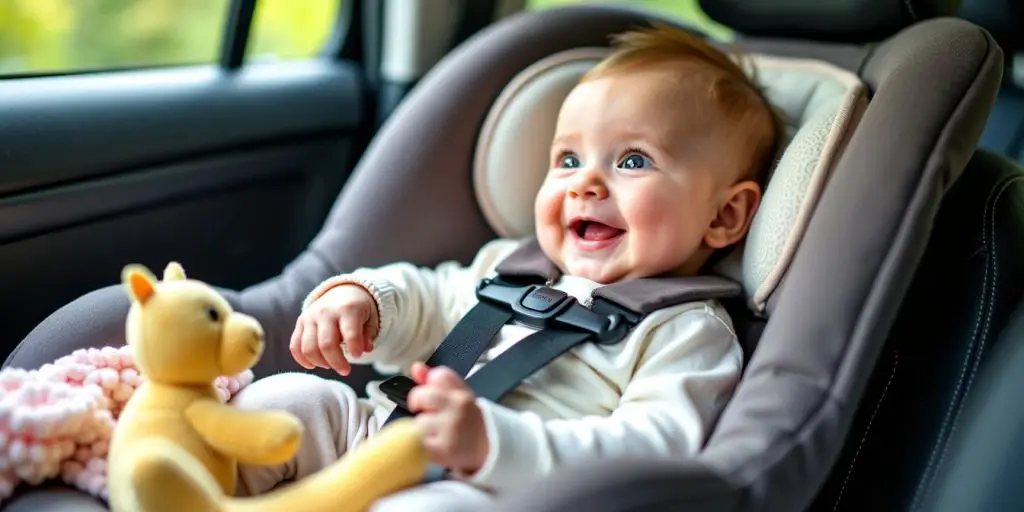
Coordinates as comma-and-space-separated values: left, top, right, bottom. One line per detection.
185, 400, 303, 465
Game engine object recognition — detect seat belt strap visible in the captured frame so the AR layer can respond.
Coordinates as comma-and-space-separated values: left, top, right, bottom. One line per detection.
466, 328, 593, 402
382, 282, 628, 484
422, 301, 512, 376
465, 293, 638, 403
383, 300, 512, 424
380, 277, 629, 417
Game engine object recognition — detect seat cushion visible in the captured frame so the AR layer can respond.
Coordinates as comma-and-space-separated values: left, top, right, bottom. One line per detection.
473, 46, 867, 313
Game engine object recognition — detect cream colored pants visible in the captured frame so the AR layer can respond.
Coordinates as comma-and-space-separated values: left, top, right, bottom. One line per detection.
230, 372, 493, 512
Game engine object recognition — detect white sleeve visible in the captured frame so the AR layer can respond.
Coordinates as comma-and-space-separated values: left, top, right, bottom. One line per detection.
301, 239, 523, 373
458, 308, 743, 492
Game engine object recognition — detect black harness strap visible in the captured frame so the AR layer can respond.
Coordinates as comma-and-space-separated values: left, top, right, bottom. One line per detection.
463, 279, 638, 403
381, 276, 629, 423
422, 301, 511, 377
382, 300, 512, 424
466, 328, 594, 402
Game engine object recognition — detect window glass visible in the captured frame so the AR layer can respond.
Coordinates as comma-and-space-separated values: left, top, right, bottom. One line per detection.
0, 0, 229, 75
248, 0, 340, 62
0, 0, 340, 76
526, 0, 732, 40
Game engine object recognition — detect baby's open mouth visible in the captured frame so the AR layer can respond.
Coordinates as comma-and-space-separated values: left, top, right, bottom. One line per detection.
570, 219, 626, 242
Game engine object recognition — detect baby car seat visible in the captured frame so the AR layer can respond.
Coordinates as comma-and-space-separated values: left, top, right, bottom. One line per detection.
1, 1, 1008, 511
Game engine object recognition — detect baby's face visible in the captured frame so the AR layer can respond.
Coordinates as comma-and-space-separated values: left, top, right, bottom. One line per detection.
535, 65, 752, 284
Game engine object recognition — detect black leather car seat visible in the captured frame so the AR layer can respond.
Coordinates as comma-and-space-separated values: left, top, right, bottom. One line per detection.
925, 299, 1024, 511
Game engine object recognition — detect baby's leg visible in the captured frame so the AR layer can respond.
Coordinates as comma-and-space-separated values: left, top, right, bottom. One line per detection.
229, 371, 380, 496
370, 481, 494, 512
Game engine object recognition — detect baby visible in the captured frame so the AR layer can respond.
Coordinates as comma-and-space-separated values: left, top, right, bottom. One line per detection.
231, 25, 783, 511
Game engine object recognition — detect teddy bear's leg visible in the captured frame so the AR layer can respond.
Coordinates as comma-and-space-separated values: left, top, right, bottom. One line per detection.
229, 372, 378, 496
130, 438, 225, 512
220, 419, 428, 512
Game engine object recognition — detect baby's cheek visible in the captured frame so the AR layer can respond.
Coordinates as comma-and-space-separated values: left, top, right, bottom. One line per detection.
624, 193, 677, 233
533, 185, 564, 229
624, 193, 702, 261
534, 185, 565, 255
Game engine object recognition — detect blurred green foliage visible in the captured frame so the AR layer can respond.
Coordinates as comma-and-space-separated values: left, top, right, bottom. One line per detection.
0, 0, 725, 76
526, 0, 732, 40
0, 0, 338, 75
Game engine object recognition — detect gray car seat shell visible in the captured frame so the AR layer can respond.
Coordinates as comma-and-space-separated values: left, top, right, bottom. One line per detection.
0, 3, 1004, 512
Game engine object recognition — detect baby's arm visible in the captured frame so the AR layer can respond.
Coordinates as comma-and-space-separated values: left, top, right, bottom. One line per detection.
302, 239, 522, 372
454, 307, 743, 492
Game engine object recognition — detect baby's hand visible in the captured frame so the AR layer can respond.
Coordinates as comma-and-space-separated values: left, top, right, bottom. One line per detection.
407, 362, 489, 475
289, 284, 379, 376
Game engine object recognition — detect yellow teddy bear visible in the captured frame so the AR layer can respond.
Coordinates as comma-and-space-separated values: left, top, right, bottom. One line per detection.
107, 262, 428, 512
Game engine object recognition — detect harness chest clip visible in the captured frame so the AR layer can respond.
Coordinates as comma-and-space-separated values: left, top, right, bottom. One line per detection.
476, 278, 629, 345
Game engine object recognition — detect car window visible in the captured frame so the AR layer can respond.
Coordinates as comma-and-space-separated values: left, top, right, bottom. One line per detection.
526, 0, 732, 40
249, 0, 339, 63
0, 0, 339, 76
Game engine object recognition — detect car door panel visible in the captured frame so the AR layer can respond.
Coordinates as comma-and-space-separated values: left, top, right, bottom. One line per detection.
0, 60, 362, 194
0, 60, 364, 355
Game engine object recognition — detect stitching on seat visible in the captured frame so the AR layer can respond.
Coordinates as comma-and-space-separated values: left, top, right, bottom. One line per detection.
921, 174, 1024, 504
832, 352, 899, 511
910, 174, 1024, 510
909, 175, 999, 509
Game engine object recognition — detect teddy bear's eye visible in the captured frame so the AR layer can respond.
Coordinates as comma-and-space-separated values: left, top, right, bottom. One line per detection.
207, 307, 220, 322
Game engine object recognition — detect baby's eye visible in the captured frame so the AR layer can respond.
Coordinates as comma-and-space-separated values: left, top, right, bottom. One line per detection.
618, 152, 653, 170
558, 153, 581, 169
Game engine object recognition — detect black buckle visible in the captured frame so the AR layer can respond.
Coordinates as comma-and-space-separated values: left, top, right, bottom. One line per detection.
476, 278, 629, 345
379, 375, 417, 412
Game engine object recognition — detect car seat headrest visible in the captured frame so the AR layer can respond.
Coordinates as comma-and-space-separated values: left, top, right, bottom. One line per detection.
473, 47, 867, 315
698, 0, 963, 44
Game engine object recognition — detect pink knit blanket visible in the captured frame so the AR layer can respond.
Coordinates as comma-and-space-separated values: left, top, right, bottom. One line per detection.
0, 346, 253, 504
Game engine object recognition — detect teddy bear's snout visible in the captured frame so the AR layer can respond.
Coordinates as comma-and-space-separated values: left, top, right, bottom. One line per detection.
220, 313, 266, 373
241, 322, 265, 356
246, 329, 264, 355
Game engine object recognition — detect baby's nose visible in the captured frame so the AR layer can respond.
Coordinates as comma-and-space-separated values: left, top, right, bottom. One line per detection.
567, 168, 609, 199
568, 182, 609, 200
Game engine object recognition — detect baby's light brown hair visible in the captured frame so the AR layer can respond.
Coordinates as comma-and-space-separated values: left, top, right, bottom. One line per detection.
581, 24, 785, 185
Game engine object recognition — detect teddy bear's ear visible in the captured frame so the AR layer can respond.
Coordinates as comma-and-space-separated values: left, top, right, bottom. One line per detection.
162, 261, 186, 281
121, 264, 158, 304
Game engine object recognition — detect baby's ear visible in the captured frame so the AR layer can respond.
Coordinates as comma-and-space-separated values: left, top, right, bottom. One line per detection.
704, 181, 762, 249
162, 261, 187, 281
122, 265, 158, 304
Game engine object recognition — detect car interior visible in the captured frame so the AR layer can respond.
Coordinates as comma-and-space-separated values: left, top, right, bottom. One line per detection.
1, 0, 1023, 511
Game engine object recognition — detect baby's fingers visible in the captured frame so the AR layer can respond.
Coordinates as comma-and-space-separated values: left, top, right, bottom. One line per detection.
316, 317, 350, 376
407, 385, 449, 413
339, 315, 367, 358
289, 317, 314, 370
300, 321, 329, 369
415, 414, 454, 464
411, 362, 430, 385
